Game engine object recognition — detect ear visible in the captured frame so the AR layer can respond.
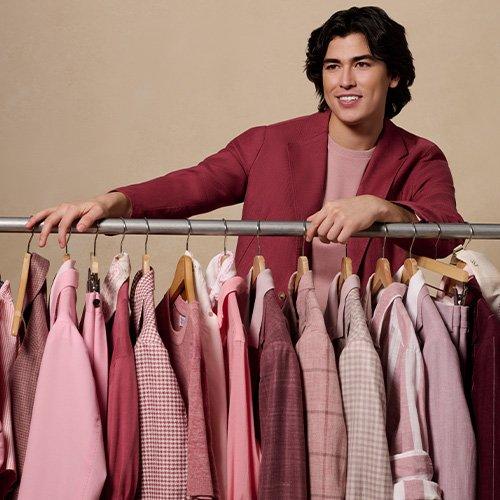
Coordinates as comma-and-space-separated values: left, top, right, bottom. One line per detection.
389, 74, 400, 89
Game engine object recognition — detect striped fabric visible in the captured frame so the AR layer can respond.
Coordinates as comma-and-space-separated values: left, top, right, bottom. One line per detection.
130, 268, 188, 499
326, 273, 393, 500
285, 270, 347, 499
364, 276, 441, 499
0, 280, 18, 495
10, 253, 49, 487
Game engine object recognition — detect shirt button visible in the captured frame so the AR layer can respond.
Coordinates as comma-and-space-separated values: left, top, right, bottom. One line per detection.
278, 292, 286, 301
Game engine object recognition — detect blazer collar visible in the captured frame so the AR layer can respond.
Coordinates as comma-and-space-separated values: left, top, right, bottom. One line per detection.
287, 108, 409, 274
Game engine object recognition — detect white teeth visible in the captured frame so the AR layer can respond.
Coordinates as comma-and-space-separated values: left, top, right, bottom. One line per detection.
339, 96, 360, 101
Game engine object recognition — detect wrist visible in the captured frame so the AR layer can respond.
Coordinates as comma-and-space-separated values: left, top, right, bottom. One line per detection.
96, 192, 132, 218
376, 198, 416, 223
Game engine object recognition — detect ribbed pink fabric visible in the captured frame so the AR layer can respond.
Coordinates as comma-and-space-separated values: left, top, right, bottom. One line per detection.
217, 276, 260, 500
0, 281, 18, 496
19, 260, 106, 500
80, 291, 108, 422
312, 135, 375, 312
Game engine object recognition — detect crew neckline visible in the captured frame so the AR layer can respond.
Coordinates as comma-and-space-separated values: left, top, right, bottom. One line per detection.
328, 134, 376, 159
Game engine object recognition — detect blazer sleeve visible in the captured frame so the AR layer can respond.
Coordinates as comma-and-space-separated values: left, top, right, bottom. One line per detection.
388, 144, 465, 257
109, 126, 267, 218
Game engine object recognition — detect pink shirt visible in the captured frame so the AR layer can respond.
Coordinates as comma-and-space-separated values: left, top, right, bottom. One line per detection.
217, 276, 260, 500
312, 135, 375, 312
19, 260, 106, 500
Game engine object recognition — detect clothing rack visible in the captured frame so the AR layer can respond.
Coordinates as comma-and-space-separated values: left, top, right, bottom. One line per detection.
0, 217, 499, 240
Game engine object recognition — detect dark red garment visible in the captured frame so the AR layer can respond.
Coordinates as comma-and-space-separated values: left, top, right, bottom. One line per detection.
258, 289, 307, 500
102, 279, 139, 500
110, 109, 464, 297
465, 277, 500, 500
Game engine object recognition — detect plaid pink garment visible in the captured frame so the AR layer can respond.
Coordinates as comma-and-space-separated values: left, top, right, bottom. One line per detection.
364, 275, 441, 499
10, 253, 49, 487
283, 270, 347, 499
325, 273, 393, 500
130, 268, 188, 499
0, 281, 18, 496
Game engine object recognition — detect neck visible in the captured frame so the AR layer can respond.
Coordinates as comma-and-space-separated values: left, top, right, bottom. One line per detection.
329, 113, 385, 150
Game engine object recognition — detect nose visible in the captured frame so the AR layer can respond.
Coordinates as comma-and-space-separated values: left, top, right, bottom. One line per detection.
340, 66, 356, 89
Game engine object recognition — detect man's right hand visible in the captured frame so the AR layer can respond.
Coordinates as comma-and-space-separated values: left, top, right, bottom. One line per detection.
25, 192, 132, 248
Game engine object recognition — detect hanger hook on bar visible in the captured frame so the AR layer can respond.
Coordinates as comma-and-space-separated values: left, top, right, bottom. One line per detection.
93, 222, 100, 257
409, 221, 417, 259
119, 217, 127, 254
144, 218, 150, 254
185, 219, 192, 252
382, 224, 388, 259
26, 215, 35, 253
464, 221, 475, 250
222, 218, 228, 255
65, 225, 72, 256
301, 221, 307, 257
434, 222, 442, 260
256, 221, 262, 255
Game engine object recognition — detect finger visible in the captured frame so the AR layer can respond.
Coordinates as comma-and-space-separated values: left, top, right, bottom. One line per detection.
37, 212, 63, 247
305, 210, 326, 242
76, 204, 104, 232
58, 206, 81, 248
316, 213, 336, 242
337, 221, 358, 244
25, 208, 56, 229
327, 219, 344, 243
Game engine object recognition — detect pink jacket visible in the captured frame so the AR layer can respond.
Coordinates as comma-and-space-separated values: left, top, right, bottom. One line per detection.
19, 260, 106, 500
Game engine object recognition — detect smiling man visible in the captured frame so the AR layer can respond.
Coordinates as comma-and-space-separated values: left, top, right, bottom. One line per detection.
27, 6, 464, 307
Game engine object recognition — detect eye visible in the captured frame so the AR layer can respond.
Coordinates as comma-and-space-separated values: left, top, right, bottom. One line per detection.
356, 61, 371, 68
324, 64, 339, 70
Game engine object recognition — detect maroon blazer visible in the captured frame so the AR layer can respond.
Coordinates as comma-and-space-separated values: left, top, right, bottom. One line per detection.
112, 109, 464, 300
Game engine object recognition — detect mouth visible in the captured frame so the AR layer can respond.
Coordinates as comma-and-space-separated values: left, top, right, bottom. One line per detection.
336, 95, 362, 102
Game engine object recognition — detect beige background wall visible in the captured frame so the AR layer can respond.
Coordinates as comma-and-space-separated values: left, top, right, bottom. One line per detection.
1, 1, 499, 311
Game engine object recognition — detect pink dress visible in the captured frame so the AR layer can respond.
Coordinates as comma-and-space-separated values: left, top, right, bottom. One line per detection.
19, 259, 106, 500
217, 276, 260, 499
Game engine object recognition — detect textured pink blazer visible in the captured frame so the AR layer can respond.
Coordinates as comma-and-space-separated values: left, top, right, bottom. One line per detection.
112, 108, 464, 298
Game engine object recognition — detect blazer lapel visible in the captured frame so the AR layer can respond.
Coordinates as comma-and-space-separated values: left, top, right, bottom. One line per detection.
288, 109, 409, 274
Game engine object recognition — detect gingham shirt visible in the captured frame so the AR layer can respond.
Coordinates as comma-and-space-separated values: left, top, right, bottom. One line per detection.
325, 273, 393, 500
131, 269, 188, 499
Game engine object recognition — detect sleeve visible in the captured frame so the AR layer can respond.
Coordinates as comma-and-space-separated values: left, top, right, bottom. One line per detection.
108, 125, 267, 219
387, 144, 465, 258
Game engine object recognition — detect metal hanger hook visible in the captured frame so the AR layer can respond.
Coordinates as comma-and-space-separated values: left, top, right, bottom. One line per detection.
144, 217, 150, 254
464, 222, 474, 250
382, 224, 388, 259
65, 225, 72, 255
27, 215, 35, 253
185, 219, 192, 252
409, 221, 417, 259
93, 222, 100, 257
301, 221, 307, 256
119, 217, 127, 254
256, 221, 262, 255
434, 222, 442, 260
222, 218, 228, 255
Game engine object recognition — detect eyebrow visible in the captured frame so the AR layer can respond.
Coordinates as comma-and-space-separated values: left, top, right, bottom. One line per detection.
323, 54, 376, 64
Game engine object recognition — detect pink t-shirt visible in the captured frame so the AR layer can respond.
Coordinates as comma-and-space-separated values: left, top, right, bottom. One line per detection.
312, 135, 375, 312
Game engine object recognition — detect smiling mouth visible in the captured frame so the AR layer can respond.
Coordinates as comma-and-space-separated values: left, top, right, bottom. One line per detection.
337, 95, 362, 102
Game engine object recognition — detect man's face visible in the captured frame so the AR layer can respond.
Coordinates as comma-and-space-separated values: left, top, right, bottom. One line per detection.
322, 32, 399, 126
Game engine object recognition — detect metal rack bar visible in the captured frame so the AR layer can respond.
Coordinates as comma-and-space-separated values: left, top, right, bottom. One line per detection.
0, 217, 499, 239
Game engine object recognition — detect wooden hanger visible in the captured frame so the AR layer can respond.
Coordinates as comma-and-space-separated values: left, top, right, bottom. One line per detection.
371, 224, 393, 296
168, 219, 196, 303
251, 221, 266, 286
87, 223, 100, 292
62, 225, 72, 261
11, 226, 35, 337
142, 218, 151, 274
338, 242, 353, 294
401, 222, 419, 285
414, 223, 469, 283
294, 222, 310, 293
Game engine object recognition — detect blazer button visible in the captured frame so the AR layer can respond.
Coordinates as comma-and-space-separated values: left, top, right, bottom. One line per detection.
278, 292, 286, 301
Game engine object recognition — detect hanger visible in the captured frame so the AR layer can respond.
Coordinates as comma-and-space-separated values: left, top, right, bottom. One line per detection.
87, 222, 100, 292
401, 221, 419, 285
251, 220, 266, 286
294, 221, 310, 293
338, 239, 353, 294
370, 224, 393, 296
142, 217, 151, 274
11, 224, 35, 336
220, 218, 230, 265
414, 222, 469, 283
168, 219, 196, 304
63, 225, 72, 261
443, 222, 473, 297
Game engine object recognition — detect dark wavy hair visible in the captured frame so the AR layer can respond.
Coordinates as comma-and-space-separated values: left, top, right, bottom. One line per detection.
304, 6, 415, 118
